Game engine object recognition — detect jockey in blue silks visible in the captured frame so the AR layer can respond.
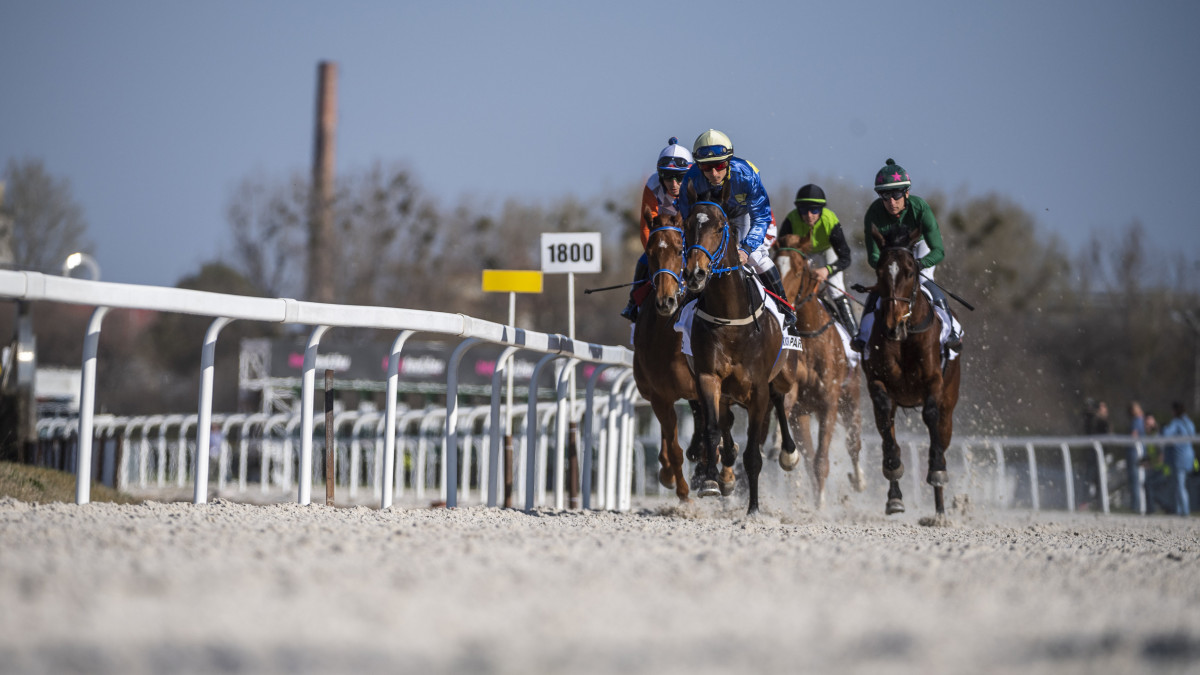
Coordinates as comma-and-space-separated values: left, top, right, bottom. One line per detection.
677, 129, 794, 329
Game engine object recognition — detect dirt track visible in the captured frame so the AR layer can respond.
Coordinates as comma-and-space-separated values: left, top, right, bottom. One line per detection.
1, 494, 1198, 675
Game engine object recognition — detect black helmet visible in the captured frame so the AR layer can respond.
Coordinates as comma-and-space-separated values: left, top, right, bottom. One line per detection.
794, 184, 826, 206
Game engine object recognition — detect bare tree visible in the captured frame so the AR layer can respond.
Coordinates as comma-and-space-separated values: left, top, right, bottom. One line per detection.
1, 158, 91, 273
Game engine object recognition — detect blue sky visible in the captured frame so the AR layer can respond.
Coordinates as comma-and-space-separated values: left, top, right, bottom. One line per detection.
2, 1, 1198, 287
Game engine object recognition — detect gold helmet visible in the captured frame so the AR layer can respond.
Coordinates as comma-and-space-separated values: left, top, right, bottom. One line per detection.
692, 129, 733, 164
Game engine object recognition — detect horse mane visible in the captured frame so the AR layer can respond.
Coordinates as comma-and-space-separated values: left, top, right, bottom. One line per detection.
871, 223, 922, 251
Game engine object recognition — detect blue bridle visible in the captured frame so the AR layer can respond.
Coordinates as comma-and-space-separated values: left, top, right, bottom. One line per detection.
685, 201, 741, 277
646, 225, 685, 294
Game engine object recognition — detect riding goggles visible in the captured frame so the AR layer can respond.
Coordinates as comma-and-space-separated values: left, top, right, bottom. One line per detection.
694, 145, 731, 160
657, 156, 691, 170
877, 188, 907, 200
658, 172, 685, 184
796, 204, 822, 215
699, 160, 728, 172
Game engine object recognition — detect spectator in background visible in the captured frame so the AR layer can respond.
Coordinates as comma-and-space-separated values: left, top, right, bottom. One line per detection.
1127, 401, 1147, 511
1091, 400, 1112, 434
1140, 414, 1174, 513
1161, 401, 1196, 516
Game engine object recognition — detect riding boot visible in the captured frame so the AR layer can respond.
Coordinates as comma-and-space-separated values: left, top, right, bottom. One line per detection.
922, 281, 962, 350
850, 291, 877, 353
835, 296, 859, 337
620, 254, 650, 322
758, 267, 796, 330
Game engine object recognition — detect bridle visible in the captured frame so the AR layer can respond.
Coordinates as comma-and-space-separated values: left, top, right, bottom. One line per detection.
878, 245, 935, 335
685, 200, 767, 328
646, 224, 685, 300
777, 247, 836, 338
684, 202, 740, 278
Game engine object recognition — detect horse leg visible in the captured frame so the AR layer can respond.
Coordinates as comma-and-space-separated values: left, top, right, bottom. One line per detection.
695, 375, 723, 498
886, 480, 905, 514
743, 391, 772, 516
869, 381, 905, 514
717, 404, 738, 496
922, 391, 948, 514
651, 399, 689, 502
774, 388, 801, 471
685, 400, 703, 463
812, 401, 836, 510
840, 385, 866, 492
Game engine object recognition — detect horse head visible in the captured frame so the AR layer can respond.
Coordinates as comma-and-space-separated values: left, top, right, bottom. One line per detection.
642, 206, 687, 317
774, 233, 818, 305
872, 225, 924, 342
682, 179, 733, 293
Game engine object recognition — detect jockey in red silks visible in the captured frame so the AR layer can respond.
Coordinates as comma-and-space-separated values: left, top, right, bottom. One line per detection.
621, 137, 694, 322
676, 129, 793, 329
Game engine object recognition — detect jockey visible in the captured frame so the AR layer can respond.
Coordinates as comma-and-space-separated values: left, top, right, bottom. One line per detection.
777, 184, 857, 336
678, 129, 795, 329
620, 137, 693, 322
850, 158, 962, 353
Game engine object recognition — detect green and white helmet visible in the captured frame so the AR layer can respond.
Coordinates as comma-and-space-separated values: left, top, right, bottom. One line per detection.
873, 158, 911, 192
692, 129, 734, 163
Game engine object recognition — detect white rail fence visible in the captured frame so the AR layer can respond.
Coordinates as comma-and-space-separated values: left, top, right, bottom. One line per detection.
1, 270, 635, 510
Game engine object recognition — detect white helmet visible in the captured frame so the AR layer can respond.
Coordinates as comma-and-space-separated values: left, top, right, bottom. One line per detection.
656, 137, 694, 175
692, 129, 734, 163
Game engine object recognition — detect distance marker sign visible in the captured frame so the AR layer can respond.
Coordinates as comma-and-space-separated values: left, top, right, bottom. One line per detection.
540, 232, 601, 274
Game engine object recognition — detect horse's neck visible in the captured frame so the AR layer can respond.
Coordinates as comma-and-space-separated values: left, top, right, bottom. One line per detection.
794, 285, 829, 330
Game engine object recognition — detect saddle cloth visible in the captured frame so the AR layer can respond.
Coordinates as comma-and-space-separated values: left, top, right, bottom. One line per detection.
672, 277, 788, 357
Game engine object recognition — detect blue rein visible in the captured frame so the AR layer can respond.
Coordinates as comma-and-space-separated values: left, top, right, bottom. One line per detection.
685, 201, 741, 277
646, 225, 685, 292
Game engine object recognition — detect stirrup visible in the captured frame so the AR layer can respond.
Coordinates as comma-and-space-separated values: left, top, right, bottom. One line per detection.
850, 337, 866, 353
620, 303, 638, 322
945, 333, 962, 351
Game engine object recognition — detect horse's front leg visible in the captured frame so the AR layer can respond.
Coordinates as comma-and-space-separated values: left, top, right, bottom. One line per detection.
685, 400, 703, 463
812, 400, 837, 510
717, 403, 737, 496
695, 373, 724, 498
651, 399, 689, 502
743, 387, 773, 516
773, 386, 801, 472
840, 384, 866, 492
869, 380, 904, 515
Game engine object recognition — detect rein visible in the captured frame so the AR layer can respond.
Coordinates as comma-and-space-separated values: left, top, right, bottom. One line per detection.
879, 246, 936, 335
685, 202, 740, 277
646, 225, 685, 296
686, 201, 764, 327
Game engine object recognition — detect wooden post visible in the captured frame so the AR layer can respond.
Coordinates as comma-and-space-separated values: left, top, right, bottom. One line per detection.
113, 435, 124, 493
503, 434, 514, 508
308, 61, 338, 304
567, 421, 579, 509
325, 369, 335, 506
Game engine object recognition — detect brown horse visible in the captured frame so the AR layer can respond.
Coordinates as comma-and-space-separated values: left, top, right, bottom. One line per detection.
772, 234, 865, 508
682, 181, 790, 515
632, 208, 733, 502
860, 226, 962, 516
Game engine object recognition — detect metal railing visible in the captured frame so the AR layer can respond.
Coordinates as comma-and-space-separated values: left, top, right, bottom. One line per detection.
1, 270, 634, 510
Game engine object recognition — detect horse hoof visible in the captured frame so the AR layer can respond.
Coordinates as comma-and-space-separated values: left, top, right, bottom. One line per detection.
848, 469, 867, 493
698, 481, 722, 498
658, 468, 676, 490
718, 467, 736, 496
779, 448, 801, 471
926, 470, 948, 487
882, 461, 904, 482
885, 499, 905, 515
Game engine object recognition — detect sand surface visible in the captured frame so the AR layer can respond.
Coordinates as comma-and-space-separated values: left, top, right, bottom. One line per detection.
1, 492, 1199, 675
